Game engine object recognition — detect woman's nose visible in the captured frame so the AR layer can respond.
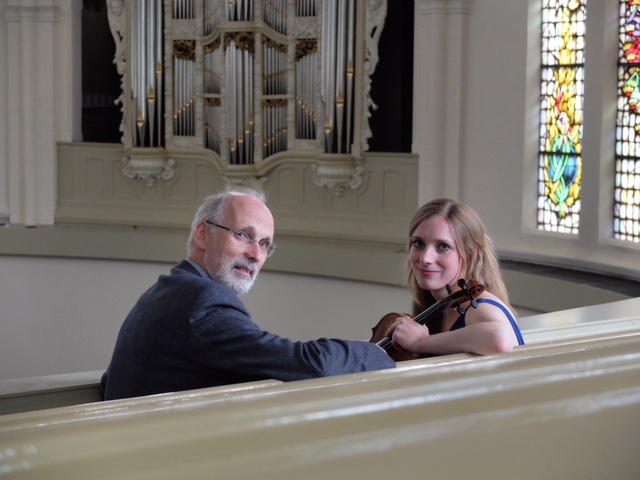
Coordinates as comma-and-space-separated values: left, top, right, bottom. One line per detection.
419, 247, 434, 264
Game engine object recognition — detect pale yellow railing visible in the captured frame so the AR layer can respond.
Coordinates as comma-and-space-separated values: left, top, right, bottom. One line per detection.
1, 327, 639, 479
2, 296, 640, 416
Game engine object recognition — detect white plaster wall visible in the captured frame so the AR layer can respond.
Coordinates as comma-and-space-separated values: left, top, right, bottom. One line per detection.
0, 256, 410, 381
0, 1, 635, 382
0, 2, 8, 222
458, 0, 640, 278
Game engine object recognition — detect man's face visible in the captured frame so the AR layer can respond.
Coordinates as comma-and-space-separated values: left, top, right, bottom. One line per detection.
202, 195, 275, 295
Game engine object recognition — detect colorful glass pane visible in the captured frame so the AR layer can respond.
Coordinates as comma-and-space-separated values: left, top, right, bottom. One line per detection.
537, 0, 586, 234
615, 0, 640, 243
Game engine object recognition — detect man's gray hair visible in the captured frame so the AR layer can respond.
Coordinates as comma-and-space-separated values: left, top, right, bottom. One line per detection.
186, 187, 267, 255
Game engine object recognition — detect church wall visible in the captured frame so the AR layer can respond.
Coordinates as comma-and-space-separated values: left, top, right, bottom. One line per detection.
0, 255, 410, 381
0, 252, 628, 381
1, 1, 639, 381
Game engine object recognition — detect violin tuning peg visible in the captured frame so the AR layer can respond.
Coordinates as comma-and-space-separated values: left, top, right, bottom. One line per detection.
471, 299, 478, 309
446, 284, 453, 294
456, 305, 465, 315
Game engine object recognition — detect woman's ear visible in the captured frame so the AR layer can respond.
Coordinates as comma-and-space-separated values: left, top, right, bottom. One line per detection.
467, 247, 481, 278
461, 248, 479, 280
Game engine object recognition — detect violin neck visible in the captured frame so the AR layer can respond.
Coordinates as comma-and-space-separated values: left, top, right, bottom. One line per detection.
376, 336, 393, 351
375, 300, 449, 349
413, 299, 450, 326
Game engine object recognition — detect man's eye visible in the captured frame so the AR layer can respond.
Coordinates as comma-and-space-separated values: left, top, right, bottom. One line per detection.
234, 230, 249, 240
259, 240, 271, 249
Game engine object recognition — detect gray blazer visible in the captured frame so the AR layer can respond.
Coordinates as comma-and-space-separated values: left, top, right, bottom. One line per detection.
101, 260, 395, 400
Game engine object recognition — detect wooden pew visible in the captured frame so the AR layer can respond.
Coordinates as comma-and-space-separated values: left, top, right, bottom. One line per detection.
522, 295, 640, 342
0, 370, 103, 416
2, 296, 640, 416
1, 329, 639, 479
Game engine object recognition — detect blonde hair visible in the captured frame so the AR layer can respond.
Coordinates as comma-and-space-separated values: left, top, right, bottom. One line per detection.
405, 198, 515, 328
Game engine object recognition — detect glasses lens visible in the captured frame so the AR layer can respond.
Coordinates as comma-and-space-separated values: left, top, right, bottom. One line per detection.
209, 221, 275, 257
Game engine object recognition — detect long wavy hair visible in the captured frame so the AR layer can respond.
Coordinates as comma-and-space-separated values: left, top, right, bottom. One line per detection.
405, 198, 516, 332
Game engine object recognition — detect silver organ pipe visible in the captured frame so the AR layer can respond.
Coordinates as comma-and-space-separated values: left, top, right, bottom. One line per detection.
147, 0, 155, 143
204, 98, 223, 154
346, 0, 355, 153
264, 0, 287, 35
224, 33, 256, 164
335, 0, 347, 154
129, 0, 164, 147
262, 36, 287, 158
204, 0, 225, 36
111, 0, 380, 166
262, 99, 287, 159
155, 0, 163, 147
295, 39, 317, 140
296, 0, 317, 17
204, 38, 223, 154
262, 38, 287, 96
173, 0, 195, 19
228, 0, 254, 21
172, 0, 195, 141
173, 40, 196, 137
321, 0, 355, 154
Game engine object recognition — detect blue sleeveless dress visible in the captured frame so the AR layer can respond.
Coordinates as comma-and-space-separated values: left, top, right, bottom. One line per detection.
450, 298, 525, 345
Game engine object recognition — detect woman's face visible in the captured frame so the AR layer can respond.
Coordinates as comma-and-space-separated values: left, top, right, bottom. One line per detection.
409, 215, 463, 299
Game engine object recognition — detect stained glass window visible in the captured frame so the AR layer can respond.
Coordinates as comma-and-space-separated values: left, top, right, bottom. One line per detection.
615, 0, 640, 243
537, 0, 586, 234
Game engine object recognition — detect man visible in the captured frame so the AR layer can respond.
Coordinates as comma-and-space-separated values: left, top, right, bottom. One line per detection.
101, 187, 396, 400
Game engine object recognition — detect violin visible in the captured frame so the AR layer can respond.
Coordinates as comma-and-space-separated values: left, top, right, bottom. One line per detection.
369, 279, 485, 361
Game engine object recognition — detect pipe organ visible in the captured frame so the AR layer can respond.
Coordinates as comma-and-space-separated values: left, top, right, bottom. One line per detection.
109, 0, 387, 185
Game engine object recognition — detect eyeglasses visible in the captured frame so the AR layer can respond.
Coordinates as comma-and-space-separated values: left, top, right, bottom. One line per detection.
205, 221, 277, 257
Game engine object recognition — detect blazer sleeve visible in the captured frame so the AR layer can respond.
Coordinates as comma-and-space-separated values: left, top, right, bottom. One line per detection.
188, 285, 396, 384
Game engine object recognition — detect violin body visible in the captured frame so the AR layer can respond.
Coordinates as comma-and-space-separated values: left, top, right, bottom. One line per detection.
370, 279, 486, 362
369, 312, 421, 362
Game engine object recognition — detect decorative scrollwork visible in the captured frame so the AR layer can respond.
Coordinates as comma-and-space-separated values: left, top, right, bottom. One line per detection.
312, 163, 364, 196
222, 175, 268, 191
122, 156, 176, 187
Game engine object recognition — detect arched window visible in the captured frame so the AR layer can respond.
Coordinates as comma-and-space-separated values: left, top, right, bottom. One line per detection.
537, 0, 586, 234
615, 0, 640, 243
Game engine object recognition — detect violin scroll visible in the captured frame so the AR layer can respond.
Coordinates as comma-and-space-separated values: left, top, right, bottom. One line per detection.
448, 279, 485, 314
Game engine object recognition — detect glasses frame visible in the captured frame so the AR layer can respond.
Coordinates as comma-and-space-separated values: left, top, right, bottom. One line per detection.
205, 221, 276, 257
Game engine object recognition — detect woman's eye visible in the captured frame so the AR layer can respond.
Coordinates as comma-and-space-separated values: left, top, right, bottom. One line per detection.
438, 243, 451, 252
411, 239, 425, 249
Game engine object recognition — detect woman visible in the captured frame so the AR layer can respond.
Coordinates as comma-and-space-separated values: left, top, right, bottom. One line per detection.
386, 198, 525, 356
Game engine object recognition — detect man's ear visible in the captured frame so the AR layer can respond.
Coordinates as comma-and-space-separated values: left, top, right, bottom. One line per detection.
193, 222, 209, 250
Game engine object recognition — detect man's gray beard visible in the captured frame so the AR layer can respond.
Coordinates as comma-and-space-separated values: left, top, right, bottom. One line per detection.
210, 254, 258, 295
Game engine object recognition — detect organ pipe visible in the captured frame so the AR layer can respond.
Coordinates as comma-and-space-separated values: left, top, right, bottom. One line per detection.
109, 0, 385, 165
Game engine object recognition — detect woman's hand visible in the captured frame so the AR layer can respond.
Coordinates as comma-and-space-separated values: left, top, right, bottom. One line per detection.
386, 316, 430, 354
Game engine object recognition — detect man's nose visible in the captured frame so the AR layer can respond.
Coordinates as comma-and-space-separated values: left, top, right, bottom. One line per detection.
244, 240, 264, 260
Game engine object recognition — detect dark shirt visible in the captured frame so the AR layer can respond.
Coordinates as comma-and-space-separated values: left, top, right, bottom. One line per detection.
101, 260, 396, 400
